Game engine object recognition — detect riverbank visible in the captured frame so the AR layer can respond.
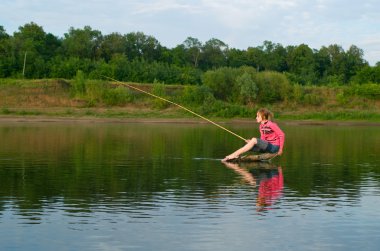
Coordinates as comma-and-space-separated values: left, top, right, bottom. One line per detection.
1, 114, 380, 127
1, 78, 380, 122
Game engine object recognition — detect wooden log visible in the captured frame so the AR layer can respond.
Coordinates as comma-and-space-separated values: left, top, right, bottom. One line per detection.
227, 153, 278, 163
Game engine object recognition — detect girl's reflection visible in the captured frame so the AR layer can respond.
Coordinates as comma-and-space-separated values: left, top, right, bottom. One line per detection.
223, 162, 283, 210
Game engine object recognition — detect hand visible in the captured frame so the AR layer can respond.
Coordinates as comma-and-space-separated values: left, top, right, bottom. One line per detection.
221, 154, 239, 162
277, 150, 283, 156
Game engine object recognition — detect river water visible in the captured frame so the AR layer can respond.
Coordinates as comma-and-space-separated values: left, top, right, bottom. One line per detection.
0, 121, 379, 251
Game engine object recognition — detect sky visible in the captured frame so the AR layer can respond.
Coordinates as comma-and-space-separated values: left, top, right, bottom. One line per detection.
1, 0, 379, 65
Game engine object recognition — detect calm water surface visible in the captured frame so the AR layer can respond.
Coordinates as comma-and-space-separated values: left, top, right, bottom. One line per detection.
0, 121, 379, 251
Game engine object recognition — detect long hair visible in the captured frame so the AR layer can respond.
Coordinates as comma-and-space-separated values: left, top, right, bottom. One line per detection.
257, 108, 274, 121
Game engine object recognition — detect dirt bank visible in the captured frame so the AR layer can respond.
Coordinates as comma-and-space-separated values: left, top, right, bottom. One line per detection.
1, 115, 379, 127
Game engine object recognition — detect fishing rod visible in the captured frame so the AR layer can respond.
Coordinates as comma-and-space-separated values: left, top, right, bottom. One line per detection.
102, 75, 246, 142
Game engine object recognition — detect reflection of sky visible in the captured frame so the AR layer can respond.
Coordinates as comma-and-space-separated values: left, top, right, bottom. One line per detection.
2, 183, 380, 251
1, 0, 379, 65
1, 123, 380, 250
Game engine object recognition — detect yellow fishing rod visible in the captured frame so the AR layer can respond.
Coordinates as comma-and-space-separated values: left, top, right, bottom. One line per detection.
102, 76, 246, 142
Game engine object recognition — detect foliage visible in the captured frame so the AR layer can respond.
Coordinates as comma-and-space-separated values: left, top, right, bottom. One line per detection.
253, 71, 291, 103
85, 80, 107, 104
72, 70, 86, 96
202, 67, 240, 100
196, 99, 256, 118
151, 80, 169, 109
203, 67, 292, 104
1, 79, 379, 120
180, 85, 214, 105
352, 65, 380, 84
0, 21, 378, 88
343, 84, 380, 99
236, 72, 258, 104
103, 86, 134, 106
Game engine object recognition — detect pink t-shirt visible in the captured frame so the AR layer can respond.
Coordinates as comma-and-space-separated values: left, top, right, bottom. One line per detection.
258, 168, 284, 207
259, 121, 285, 152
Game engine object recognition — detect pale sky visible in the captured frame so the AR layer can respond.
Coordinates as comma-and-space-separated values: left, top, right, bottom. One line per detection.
1, 0, 379, 65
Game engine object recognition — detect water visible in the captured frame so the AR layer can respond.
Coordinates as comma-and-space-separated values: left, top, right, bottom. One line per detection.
0, 121, 379, 251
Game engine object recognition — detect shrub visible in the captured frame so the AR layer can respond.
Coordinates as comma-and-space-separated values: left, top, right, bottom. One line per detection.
72, 70, 86, 96
354, 84, 380, 99
202, 67, 240, 101
180, 85, 214, 105
85, 80, 107, 104
336, 92, 348, 105
103, 86, 133, 106
236, 72, 258, 104
253, 71, 291, 103
151, 80, 169, 109
291, 83, 304, 103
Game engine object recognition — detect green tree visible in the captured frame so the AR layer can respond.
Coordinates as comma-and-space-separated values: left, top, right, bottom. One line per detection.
108, 54, 131, 81
125, 32, 163, 62
170, 44, 187, 67
62, 26, 102, 59
0, 26, 12, 77
325, 44, 346, 83
226, 48, 249, 68
246, 46, 264, 70
259, 41, 287, 72
345, 45, 367, 82
200, 38, 228, 70
50, 56, 94, 79
0, 26, 9, 40
183, 37, 202, 67
314, 46, 332, 83
12, 22, 60, 78
98, 32, 127, 62
286, 44, 317, 84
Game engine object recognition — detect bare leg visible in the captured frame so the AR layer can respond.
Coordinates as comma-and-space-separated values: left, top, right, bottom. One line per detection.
222, 137, 257, 162
222, 162, 256, 186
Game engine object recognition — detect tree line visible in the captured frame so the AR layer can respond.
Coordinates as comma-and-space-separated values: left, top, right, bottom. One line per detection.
1, 22, 380, 85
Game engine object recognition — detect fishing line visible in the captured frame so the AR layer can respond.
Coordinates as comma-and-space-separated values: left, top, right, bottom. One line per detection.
102, 75, 246, 142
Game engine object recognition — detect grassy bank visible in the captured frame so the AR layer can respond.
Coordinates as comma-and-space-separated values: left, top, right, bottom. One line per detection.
0, 78, 379, 121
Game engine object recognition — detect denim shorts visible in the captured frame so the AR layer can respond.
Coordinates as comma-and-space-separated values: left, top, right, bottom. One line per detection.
250, 138, 280, 153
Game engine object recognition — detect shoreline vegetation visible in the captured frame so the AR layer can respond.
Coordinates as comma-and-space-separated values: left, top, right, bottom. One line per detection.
0, 78, 379, 124
1, 23, 379, 123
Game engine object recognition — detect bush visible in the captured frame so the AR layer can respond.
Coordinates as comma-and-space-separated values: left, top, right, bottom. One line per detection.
253, 71, 291, 103
354, 84, 380, 99
180, 85, 214, 105
352, 65, 380, 84
196, 99, 256, 118
236, 72, 258, 104
336, 92, 348, 105
343, 84, 380, 99
202, 67, 291, 104
72, 70, 86, 97
151, 80, 169, 109
291, 83, 304, 103
202, 67, 240, 100
103, 86, 133, 106
85, 80, 107, 104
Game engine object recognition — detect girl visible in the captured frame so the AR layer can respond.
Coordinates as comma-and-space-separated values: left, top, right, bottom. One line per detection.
222, 108, 285, 162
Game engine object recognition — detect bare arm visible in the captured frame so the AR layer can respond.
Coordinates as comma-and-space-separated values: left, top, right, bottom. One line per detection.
222, 137, 257, 162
